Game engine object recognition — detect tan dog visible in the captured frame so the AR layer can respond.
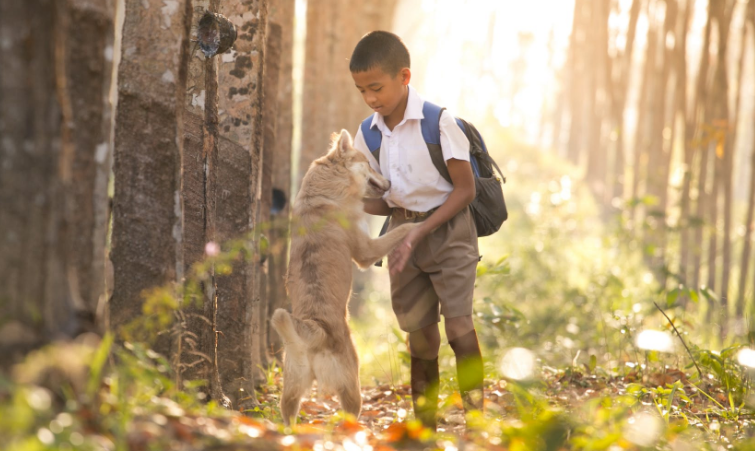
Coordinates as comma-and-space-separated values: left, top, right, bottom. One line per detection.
271, 129, 417, 425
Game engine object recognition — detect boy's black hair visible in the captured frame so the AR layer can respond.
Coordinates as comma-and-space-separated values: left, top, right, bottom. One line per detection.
349, 31, 410, 76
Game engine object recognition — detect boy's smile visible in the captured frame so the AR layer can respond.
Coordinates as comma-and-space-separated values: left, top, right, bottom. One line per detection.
352, 66, 411, 130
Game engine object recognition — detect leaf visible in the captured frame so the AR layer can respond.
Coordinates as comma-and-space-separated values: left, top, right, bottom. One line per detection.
588, 355, 597, 373
87, 332, 114, 398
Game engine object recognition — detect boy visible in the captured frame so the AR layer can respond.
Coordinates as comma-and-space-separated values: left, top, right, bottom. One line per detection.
349, 31, 484, 430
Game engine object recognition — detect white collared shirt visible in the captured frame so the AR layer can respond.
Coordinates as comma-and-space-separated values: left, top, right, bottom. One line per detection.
353, 86, 470, 212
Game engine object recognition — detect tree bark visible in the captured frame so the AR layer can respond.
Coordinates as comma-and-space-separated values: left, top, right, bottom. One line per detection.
705, 0, 735, 332
584, 0, 611, 207
110, 0, 192, 355
737, 0, 755, 317
0, 0, 114, 366
266, 0, 295, 363
631, 3, 658, 229
213, 0, 268, 409
677, 0, 698, 290
250, 20, 282, 378
691, 0, 714, 291
566, 0, 589, 166
610, 0, 642, 206
298, 0, 398, 181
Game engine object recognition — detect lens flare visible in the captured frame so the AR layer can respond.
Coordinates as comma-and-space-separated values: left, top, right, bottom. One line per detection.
635, 329, 675, 353
623, 411, 665, 447
737, 348, 755, 368
499, 347, 536, 380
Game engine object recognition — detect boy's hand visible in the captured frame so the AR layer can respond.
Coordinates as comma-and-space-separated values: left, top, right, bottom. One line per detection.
389, 227, 425, 275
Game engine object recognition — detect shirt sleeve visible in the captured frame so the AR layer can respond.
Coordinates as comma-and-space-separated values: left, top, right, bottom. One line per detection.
439, 110, 470, 162
353, 127, 382, 173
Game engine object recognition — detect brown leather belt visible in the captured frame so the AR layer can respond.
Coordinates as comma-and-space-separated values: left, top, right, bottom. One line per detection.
392, 207, 438, 220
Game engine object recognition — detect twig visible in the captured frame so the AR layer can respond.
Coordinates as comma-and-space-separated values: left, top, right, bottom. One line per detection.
654, 302, 704, 380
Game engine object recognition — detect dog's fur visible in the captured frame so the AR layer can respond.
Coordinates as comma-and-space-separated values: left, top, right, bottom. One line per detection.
271, 130, 417, 425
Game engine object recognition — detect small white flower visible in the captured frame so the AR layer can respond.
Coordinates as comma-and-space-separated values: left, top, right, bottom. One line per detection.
205, 241, 220, 257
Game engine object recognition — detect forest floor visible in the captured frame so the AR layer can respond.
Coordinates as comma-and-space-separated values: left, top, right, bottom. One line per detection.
107, 360, 749, 450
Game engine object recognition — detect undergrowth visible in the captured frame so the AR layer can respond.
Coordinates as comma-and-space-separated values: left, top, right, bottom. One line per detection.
4, 134, 755, 449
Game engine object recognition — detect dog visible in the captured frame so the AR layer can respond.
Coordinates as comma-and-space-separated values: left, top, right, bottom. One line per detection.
271, 129, 417, 425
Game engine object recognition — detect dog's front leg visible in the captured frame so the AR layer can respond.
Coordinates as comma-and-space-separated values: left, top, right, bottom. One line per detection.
352, 222, 419, 269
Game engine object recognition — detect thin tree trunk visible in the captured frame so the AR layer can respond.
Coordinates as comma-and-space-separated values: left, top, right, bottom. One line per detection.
737, 0, 755, 316
647, 0, 679, 286
252, 21, 282, 377
566, 0, 589, 166
179, 0, 211, 391
705, 0, 735, 332
691, 0, 714, 291
724, 0, 747, 319
110, 0, 192, 356
267, 0, 295, 363
585, 0, 611, 207
632, 4, 658, 229
610, 0, 643, 206
678, 0, 698, 290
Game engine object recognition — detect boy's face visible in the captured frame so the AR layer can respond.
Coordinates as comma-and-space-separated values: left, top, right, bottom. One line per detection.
352, 66, 411, 121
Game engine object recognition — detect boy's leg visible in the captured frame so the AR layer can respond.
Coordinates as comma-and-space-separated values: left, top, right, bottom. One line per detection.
408, 324, 441, 430
445, 315, 484, 413
386, 213, 442, 430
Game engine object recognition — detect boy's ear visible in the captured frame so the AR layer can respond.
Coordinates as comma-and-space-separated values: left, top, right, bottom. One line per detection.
336, 129, 353, 155
400, 67, 411, 85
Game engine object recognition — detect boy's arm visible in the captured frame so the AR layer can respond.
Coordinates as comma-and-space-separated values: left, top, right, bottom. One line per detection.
389, 157, 475, 275
364, 198, 392, 215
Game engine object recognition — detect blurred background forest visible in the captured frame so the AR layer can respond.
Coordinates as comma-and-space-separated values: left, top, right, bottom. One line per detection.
3, 0, 755, 448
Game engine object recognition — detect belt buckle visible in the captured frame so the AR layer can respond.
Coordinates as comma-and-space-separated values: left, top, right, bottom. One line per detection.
403, 209, 413, 220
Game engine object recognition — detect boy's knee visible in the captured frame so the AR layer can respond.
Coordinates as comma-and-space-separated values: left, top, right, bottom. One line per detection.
409, 325, 441, 360
444, 315, 475, 342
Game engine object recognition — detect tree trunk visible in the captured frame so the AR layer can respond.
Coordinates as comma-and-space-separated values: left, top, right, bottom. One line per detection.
610, 0, 643, 206
736, 0, 755, 317
251, 20, 282, 378
566, 0, 589, 166
678, 0, 699, 290
110, 0, 192, 355
179, 0, 211, 391
213, 0, 268, 408
724, 0, 747, 319
585, 0, 611, 207
691, 0, 714, 291
705, 0, 735, 334
267, 0, 295, 363
632, 4, 658, 229
298, 0, 398, 181
0, 0, 114, 366
645, 0, 679, 285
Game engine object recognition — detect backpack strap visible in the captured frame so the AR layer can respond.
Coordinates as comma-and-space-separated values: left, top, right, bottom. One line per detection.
421, 102, 453, 184
360, 115, 383, 163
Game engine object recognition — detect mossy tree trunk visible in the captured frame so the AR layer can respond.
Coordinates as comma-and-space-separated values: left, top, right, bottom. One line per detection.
110, 0, 192, 356
0, 0, 114, 365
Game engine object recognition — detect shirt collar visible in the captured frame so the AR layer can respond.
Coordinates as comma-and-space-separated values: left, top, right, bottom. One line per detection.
369, 85, 424, 132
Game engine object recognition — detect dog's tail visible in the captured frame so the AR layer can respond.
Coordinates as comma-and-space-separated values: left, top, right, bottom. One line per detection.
271, 309, 328, 350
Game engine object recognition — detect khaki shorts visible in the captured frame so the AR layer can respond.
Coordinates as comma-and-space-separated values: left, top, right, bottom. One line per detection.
386, 206, 479, 332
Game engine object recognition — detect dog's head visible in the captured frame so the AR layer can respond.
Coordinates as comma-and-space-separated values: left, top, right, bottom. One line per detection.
323, 129, 390, 200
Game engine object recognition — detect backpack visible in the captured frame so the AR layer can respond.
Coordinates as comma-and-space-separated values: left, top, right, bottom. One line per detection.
360, 101, 507, 238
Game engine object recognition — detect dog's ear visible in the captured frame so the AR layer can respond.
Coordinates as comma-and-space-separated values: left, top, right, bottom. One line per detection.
336, 129, 353, 156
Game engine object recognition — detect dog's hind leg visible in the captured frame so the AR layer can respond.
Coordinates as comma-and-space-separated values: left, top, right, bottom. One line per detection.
280, 350, 314, 426
337, 380, 362, 419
